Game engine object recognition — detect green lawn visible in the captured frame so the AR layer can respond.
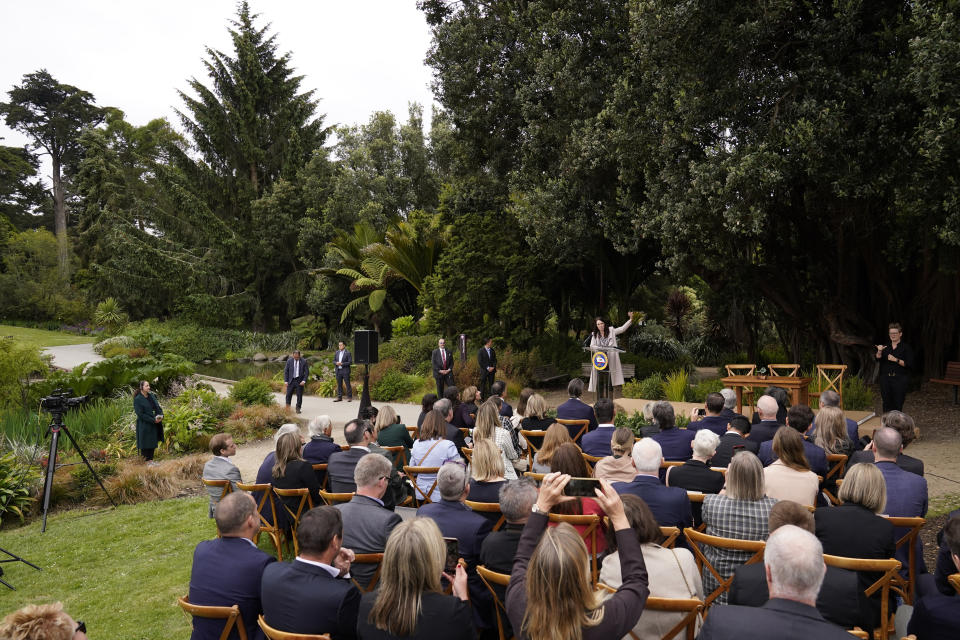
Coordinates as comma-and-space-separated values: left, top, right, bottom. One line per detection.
0, 324, 95, 349
0, 497, 216, 639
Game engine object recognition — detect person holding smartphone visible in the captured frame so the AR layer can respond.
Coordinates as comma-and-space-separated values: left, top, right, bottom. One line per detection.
876, 322, 914, 412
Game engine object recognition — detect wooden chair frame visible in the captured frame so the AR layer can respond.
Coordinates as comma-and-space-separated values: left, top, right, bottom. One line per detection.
683, 527, 765, 609
272, 487, 314, 557
519, 429, 546, 466
523, 471, 545, 483
465, 499, 506, 530
349, 553, 384, 593
685, 492, 707, 531
724, 364, 756, 377
202, 479, 234, 536
319, 490, 354, 506
813, 364, 848, 407
403, 465, 440, 505
659, 526, 681, 549
258, 614, 330, 639
596, 584, 704, 640
461, 447, 473, 464
822, 453, 848, 505
768, 363, 800, 377
557, 418, 590, 442
822, 554, 902, 640
406, 425, 419, 440
477, 565, 513, 640
847, 629, 869, 639
886, 516, 926, 603
178, 596, 248, 640
949, 572, 960, 595
236, 482, 283, 560
549, 512, 603, 584
377, 445, 409, 470
581, 453, 603, 474
310, 463, 329, 491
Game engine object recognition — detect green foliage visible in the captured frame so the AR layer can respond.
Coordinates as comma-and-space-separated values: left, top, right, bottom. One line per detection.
0, 448, 38, 524
121, 319, 296, 361
45, 353, 194, 398
662, 370, 691, 402
629, 373, 666, 401
391, 315, 417, 337
93, 335, 134, 355
371, 369, 421, 402
229, 376, 276, 406
630, 329, 687, 362
0, 229, 90, 323
93, 297, 128, 334
222, 404, 294, 441
378, 334, 439, 373
0, 337, 47, 411
613, 411, 652, 438
0, 145, 45, 230
690, 377, 724, 403
840, 376, 874, 412
685, 335, 724, 367
620, 353, 693, 380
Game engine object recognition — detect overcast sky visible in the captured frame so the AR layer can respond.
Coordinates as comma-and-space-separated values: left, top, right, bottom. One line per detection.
0, 0, 437, 179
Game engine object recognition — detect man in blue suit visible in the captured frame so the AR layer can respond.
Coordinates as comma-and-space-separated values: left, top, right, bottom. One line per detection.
261, 506, 360, 639
556, 378, 598, 436
908, 516, 960, 639
873, 426, 928, 573
688, 392, 729, 437
757, 404, 828, 477
613, 438, 693, 531
283, 350, 309, 413
579, 397, 614, 455
333, 341, 352, 402
747, 395, 784, 444
491, 380, 513, 418
649, 400, 695, 461
189, 492, 276, 640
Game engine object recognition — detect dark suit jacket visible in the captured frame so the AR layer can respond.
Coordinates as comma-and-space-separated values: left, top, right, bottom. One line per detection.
303, 436, 341, 486
580, 425, 616, 456
283, 357, 309, 384
189, 537, 276, 640
696, 598, 856, 640
877, 460, 929, 573
417, 499, 492, 568
651, 428, 696, 461
479, 523, 524, 575
758, 436, 828, 477
612, 475, 693, 530
710, 432, 759, 467
432, 348, 454, 378
327, 448, 368, 493
336, 495, 402, 588
848, 450, 924, 476
333, 348, 352, 376
477, 346, 496, 372
666, 460, 724, 493
907, 589, 960, 639
499, 400, 513, 418
357, 590, 475, 640
556, 398, 599, 435
452, 403, 476, 429
272, 459, 321, 523
934, 509, 960, 595
261, 560, 360, 638
444, 422, 468, 456
747, 420, 783, 444
690, 414, 729, 437
729, 562, 862, 628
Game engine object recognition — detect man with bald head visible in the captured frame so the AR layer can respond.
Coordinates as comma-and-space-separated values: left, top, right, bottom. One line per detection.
873, 426, 929, 573
613, 438, 693, 530
698, 525, 854, 639
747, 395, 783, 444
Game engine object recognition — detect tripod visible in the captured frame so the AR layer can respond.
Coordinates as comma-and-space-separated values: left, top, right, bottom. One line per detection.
0, 547, 41, 590
40, 409, 117, 533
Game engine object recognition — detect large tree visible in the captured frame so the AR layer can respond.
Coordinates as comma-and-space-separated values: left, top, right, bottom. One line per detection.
0, 70, 104, 279
0, 144, 46, 230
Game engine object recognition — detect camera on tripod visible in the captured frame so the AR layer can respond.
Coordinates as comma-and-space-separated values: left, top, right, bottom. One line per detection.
40, 388, 88, 413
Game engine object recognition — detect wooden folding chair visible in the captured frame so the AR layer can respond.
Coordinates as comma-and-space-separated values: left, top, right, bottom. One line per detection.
319, 490, 354, 506
596, 584, 704, 640
349, 553, 384, 593
310, 463, 329, 491
403, 465, 440, 505
768, 364, 800, 377
886, 516, 926, 603
557, 418, 590, 442
477, 566, 513, 640
822, 554, 902, 640
461, 447, 473, 463
949, 572, 960, 595
822, 453, 848, 505
258, 615, 330, 639
813, 364, 848, 407
581, 453, 603, 475
523, 471, 545, 483
847, 629, 869, 639
725, 364, 756, 377
686, 492, 707, 531
272, 487, 314, 557
465, 500, 506, 530
202, 479, 233, 535
406, 425, 419, 439
236, 482, 283, 560
549, 512, 603, 584
379, 445, 407, 469
660, 526, 681, 548
177, 596, 248, 640
519, 429, 546, 466
684, 527, 765, 609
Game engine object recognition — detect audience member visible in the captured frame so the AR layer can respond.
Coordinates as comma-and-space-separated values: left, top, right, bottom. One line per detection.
747, 395, 784, 444
556, 378, 599, 435
472, 400, 519, 479
750, 386, 789, 426
813, 390, 861, 447
600, 494, 703, 640
873, 426, 929, 573
520, 393, 554, 431
202, 432, 241, 518
479, 478, 538, 574
360, 405, 379, 423
335, 453, 402, 590
531, 423, 572, 474
188, 492, 275, 640
409, 410, 462, 502
812, 405, 855, 497
490, 380, 513, 418
700, 451, 777, 604
613, 438, 693, 531
580, 398, 616, 455
327, 419, 375, 493
303, 415, 339, 487
468, 439, 508, 503
510, 387, 535, 430
373, 406, 414, 471
934, 509, 960, 595
665, 429, 724, 526
649, 401, 695, 461
688, 392, 729, 436
730, 500, 861, 628
255, 423, 302, 485
0, 603, 88, 640
907, 517, 960, 638
758, 404, 828, 477
434, 397, 468, 456
272, 431, 321, 522
763, 428, 819, 507
506, 473, 648, 640
593, 427, 637, 483
452, 386, 479, 429
550, 442, 607, 554
261, 506, 359, 638
848, 410, 924, 476
358, 517, 473, 640
710, 415, 758, 467
719, 388, 739, 418
698, 525, 854, 639
416, 393, 437, 429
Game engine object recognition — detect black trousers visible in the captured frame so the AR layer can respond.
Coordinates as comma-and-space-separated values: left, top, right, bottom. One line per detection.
479, 370, 495, 398
140, 448, 155, 461
336, 370, 352, 399
435, 373, 453, 398
879, 374, 908, 413
285, 381, 304, 410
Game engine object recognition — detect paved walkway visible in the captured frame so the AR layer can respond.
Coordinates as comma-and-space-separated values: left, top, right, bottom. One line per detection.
43, 343, 104, 370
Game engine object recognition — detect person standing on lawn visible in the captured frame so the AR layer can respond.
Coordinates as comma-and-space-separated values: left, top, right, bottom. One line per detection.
134, 380, 163, 463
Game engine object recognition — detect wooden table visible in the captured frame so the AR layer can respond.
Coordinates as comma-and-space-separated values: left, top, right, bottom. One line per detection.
721, 375, 812, 413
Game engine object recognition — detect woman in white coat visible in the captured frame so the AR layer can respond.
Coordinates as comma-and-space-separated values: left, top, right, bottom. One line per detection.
587, 311, 635, 393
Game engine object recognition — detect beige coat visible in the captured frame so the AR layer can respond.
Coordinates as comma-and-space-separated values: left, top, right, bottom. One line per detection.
588, 318, 633, 391
763, 460, 819, 507
593, 454, 638, 484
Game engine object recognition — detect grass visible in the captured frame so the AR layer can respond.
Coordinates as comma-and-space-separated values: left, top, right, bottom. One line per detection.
0, 496, 216, 639
928, 492, 960, 518
0, 324, 94, 349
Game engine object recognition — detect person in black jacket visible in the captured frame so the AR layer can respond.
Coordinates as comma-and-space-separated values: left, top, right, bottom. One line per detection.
272, 432, 321, 527
133, 380, 164, 462
477, 337, 497, 399
711, 415, 759, 467
875, 322, 914, 412
665, 429, 724, 527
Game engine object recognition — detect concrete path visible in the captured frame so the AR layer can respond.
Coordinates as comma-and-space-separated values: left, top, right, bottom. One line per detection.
42, 343, 104, 370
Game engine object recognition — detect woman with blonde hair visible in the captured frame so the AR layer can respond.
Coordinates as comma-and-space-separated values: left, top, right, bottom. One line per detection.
520, 393, 553, 431
359, 517, 473, 639
473, 399, 519, 479
531, 423, 572, 473
506, 472, 648, 640
453, 385, 480, 428
814, 405, 854, 457
375, 405, 414, 470
593, 427, 637, 483
409, 409, 462, 501
763, 427, 818, 506
468, 438, 507, 503
271, 431, 321, 524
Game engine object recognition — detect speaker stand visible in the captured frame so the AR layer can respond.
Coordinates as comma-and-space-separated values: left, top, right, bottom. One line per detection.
357, 364, 372, 418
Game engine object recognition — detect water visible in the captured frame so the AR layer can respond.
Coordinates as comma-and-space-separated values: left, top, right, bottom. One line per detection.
193, 360, 284, 381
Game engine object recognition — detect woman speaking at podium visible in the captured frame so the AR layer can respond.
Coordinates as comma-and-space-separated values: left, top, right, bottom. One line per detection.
587, 311, 635, 394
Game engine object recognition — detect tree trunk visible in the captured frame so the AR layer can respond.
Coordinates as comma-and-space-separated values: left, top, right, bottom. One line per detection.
51, 154, 69, 281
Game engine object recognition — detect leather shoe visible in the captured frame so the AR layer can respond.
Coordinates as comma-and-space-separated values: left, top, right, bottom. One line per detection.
347, 398, 353, 402
334, 398, 342, 402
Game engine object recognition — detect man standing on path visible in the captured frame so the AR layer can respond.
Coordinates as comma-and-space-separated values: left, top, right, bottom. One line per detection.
477, 337, 497, 399
432, 338, 454, 398
333, 341, 352, 402
284, 350, 309, 414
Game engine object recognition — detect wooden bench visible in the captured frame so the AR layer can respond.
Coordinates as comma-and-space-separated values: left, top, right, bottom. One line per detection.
930, 361, 960, 404
579, 363, 636, 379
532, 364, 569, 385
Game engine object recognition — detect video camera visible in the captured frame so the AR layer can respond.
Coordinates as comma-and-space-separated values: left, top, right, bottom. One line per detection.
40, 388, 88, 414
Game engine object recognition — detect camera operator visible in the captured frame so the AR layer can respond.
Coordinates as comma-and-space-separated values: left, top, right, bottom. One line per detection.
134, 380, 164, 464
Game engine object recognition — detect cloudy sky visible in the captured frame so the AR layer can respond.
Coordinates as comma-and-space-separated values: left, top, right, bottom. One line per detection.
0, 0, 437, 176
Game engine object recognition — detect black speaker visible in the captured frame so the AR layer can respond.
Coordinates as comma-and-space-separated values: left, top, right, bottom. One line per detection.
354, 330, 379, 364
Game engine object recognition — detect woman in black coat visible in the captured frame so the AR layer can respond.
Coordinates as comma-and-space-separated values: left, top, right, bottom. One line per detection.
271, 431, 321, 526
133, 380, 163, 461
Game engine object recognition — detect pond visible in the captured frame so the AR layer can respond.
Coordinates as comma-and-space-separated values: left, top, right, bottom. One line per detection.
193, 360, 284, 381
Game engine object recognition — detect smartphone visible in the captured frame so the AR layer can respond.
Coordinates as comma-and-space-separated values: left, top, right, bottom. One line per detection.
443, 537, 459, 573
696, 408, 706, 416
563, 477, 603, 497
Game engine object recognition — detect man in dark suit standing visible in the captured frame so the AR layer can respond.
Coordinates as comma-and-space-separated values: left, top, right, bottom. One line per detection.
261, 506, 360, 638
613, 438, 693, 531
698, 525, 855, 640
335, 453, 402, 589
477, 337, 496, 399
757, 404, 828, 477
873, 427, 928, 573
283, 350, 309, 414
333, 340, 352, 402
431, 337, 455, 397
189, 492, 276, 640
747, 395, 784, 444
711, 416, 759, 467
556, 378, 599, 435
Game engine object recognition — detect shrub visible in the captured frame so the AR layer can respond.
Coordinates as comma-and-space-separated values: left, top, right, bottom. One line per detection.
0, 449, 38, 523
100, 343, 130, 358
690, 377, 724, 402
622, 378, 645, 399
93, 297, 129, 334
371, 369, 421, 402
170, 387, 235, 421
621, 353, 693, 379
42, 353, 194, 398
121, 319, 297, 362
229, 377, 276, 406
613, 410, 652, 438
378, 335, 438, 372
93, 335, 135, 355
630, 330, 687, 361
633, 373, 666, 400
840, 376, 873, 411
685, 335, 724, 366
222, 405, 294, 441
662, 370, 691, 402
391, 315, 417, 337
